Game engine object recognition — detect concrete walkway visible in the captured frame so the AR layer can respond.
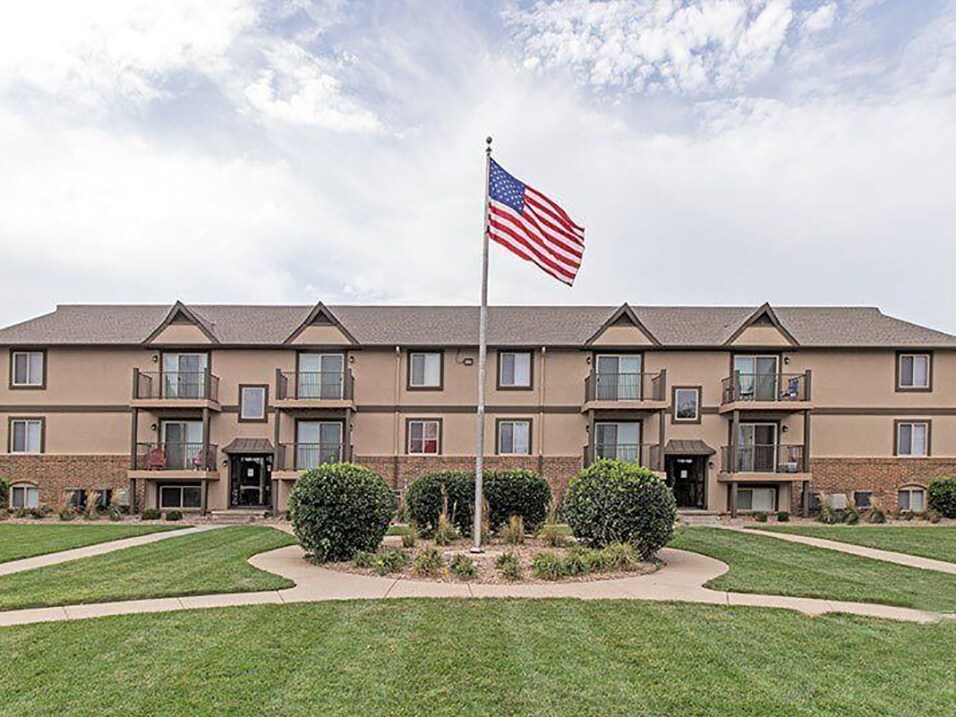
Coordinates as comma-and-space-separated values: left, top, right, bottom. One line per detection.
0, 543, 949, 628
0, 525, 222, 577
730, 527, 956, 575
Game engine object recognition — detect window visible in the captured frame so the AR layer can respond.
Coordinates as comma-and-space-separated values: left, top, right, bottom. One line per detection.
853, 491, 872, 508
595, 355, 642, 400
898, 486, 926, 512
498, 420, 531, 455
9, 418, 42, 453
94, 489, 113, 509
296, 421, 344, 468
733, 355, 780, 401
408, 420, 440, 454
161, 421, 203, 469
896, 421, 929, 457
409, 352, 442, 389
159, 484, 202, 509
239, 385, 268, 421
297, 353, 345, 398
65, 489, 87, 509
499, 352, 532, 388
161, 353, 208, 398
11, 351, 44, 387
736, 487, 777, 512
594, 422, 641, 463
898, 353, 931, 390
9, 483, 39, 509
673, 387, 700, 422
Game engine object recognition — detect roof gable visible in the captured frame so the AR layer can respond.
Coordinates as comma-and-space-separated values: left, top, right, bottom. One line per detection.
724, 303, 798, 347
284, 302, 358, 345
143, 302, 218, 345
586, 304, 660, 347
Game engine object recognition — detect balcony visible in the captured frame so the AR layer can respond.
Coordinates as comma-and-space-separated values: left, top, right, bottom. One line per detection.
273, 442, 351, 479
128, 441, 219, 480
719, 371, 811, 413
583, 443, 661, 471
131, 369, 220, 410
274, 370, 354, 409
718, 444, 810, 482
582, 371, 667, 412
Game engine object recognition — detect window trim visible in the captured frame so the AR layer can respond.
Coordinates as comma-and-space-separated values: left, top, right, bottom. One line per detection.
238, 384, 269, 423
671, 385, 702, 424
894, 419, 931, 457
406, 418, 442, 455
496, 418, 533, 455
852, 490, 872, 509
897, 485, 927, 513
406, 350, 444, 391
158, 483, 203, 510
895, 351, 933, 392
9, 482, 40, 509
8, 416, 45, 454
496, 350, 534, 391
9, 349, 46, 390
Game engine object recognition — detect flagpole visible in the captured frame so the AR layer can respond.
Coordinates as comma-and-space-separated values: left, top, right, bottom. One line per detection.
472, 136, 492, 553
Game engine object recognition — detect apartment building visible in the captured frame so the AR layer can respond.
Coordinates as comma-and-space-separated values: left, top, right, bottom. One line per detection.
1, 301, 954, 517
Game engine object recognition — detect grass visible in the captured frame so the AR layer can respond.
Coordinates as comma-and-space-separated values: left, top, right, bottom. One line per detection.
0, 600, 953, 716
386, 524, 410, 535
0, 523, 181, 563
0, 525, 296, 610
754, 524, 956, 563
669, 527, 956, 612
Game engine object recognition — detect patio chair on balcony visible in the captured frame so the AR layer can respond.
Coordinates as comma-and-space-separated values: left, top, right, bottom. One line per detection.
781, 377, 800, 400
191, 447, 216, 472
145, 447, 166, 470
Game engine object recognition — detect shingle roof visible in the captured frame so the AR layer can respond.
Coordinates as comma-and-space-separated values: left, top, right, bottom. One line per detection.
0, 303, 953, 348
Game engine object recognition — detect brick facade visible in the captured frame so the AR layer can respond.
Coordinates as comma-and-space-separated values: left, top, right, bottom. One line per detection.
0, 454, 130, 507
810, 457, 956, 505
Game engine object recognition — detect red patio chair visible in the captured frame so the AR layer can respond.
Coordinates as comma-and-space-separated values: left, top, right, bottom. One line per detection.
145, 447, 166, 470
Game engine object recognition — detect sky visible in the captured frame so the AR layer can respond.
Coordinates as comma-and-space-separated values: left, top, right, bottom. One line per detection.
1, 0, 955, 333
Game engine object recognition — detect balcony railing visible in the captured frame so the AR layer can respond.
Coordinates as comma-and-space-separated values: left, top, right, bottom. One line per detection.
721, 444, 806, 474
133, 370, 219, 402
720, 371, 810, 404
275, 370, 353, 400
584, 443, 660, 469
134, 442, 218, 471
277, 442, 350, 471
584, 372, 665, 402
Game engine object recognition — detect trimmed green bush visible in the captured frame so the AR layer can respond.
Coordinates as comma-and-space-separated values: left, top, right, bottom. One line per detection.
403, 469, 551, 535
752, 511, 768, 523
450, 554, 477, 580
531, 551, 567, 580
289, 463, 396, 563
776, 511, 790, 522
563, 460, 677, 558
495, 551, 523, 581
165, 510, 183, 522
412, 547, 444, 577
929, 477, 956, 518
374, 548, 408, 576
141, 508, 162, 521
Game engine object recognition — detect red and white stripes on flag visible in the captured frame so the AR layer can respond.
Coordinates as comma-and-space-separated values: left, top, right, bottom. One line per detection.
486, 159, 585, 286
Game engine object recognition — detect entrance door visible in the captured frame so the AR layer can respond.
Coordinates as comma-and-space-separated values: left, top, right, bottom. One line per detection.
666, 456, 706, 509
230, 455, 272, 507
737, 423, 777, 472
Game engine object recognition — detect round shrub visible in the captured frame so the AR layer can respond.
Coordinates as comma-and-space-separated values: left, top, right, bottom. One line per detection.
484, 470, 551, 530
564, 459, 677, 559
289, 463, 396, 563
929, 477, 956, 518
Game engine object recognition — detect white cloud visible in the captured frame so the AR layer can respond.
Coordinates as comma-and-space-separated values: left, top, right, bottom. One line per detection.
803, 3, 838, 32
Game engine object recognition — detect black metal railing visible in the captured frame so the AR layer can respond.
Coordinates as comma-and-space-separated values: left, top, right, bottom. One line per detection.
720, 371, 810, 404
584, 443, 660, 469
721, 444, 806, 473
277, 442, 350, 471
134, 442, 217, 471
275, 370, 353, 400
133, 370, 219, 401
584, 371, 665, 402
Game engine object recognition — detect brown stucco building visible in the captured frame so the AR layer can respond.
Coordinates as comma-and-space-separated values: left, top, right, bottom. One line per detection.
1, 301, 954, 517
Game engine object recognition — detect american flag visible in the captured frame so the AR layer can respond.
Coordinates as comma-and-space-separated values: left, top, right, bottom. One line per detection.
487, 159, 585, 286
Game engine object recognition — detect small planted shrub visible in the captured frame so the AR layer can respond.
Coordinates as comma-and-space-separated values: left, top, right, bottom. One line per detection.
817, 504, 841, 525
412, 547, 444, 577
538, 524, 569, 547
929, 477, 956, 518
495, 551, 523, 581
374, 548, 408, 576
450, 554, 477, 580
164, 510, 183, 522
353, 550, 375, 568
402, 522, 418, 548
899, 511, 915, 521
434, 512, 457, 546
926, 509, 942, 524
58, 506, 77, 522
752, 511, 768, 523
776, 511, 790, 522
289, 463, 396, 563
107, 505, 123, 522
141, 508, 162, 521
562, 546, 593, 576
843, 507, 861, 525
866, 508, 887, 524
563, 460, 677, 558
601, 542, 641, 572
499, 515, 525, 545
531, 551, 567, 581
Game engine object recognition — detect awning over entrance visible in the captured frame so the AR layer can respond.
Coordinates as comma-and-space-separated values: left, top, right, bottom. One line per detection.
663, 439, 716, 456
222, 438, 274, 455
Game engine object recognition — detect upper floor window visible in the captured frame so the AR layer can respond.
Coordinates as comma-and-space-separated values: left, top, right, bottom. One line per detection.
11, 350, 44, 388
897, 353, 931, 390
409, 352, 442, 389
239, 385, 268, 422
896, 421, 929, 457
673, 387, 700, 422
10, 483, 39, 509
9, 418, 43, 453
498, 351, 532, 389
498, 419, 531, 455
407, 419, 440, 454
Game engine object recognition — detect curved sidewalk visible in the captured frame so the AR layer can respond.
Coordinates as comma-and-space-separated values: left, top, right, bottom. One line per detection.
0, 545, 947, 628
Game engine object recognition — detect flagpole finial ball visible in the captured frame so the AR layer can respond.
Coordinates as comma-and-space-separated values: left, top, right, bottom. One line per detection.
485, 136, 493, 146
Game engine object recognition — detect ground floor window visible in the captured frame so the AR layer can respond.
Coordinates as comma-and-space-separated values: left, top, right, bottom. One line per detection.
159, 484, 202, 509
853, 491, 872, 508
65, 489, 87, 509
897, 485, 926, 512
736, 486, 777, 512
10, 483, 39, 509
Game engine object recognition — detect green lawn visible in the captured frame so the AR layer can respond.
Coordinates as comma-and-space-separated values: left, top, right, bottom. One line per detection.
0, 526, 296, 611
0, 523, 182, 563
669, 527, 956, 612
0, 601, 953, 716
754, 525, 956, 563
